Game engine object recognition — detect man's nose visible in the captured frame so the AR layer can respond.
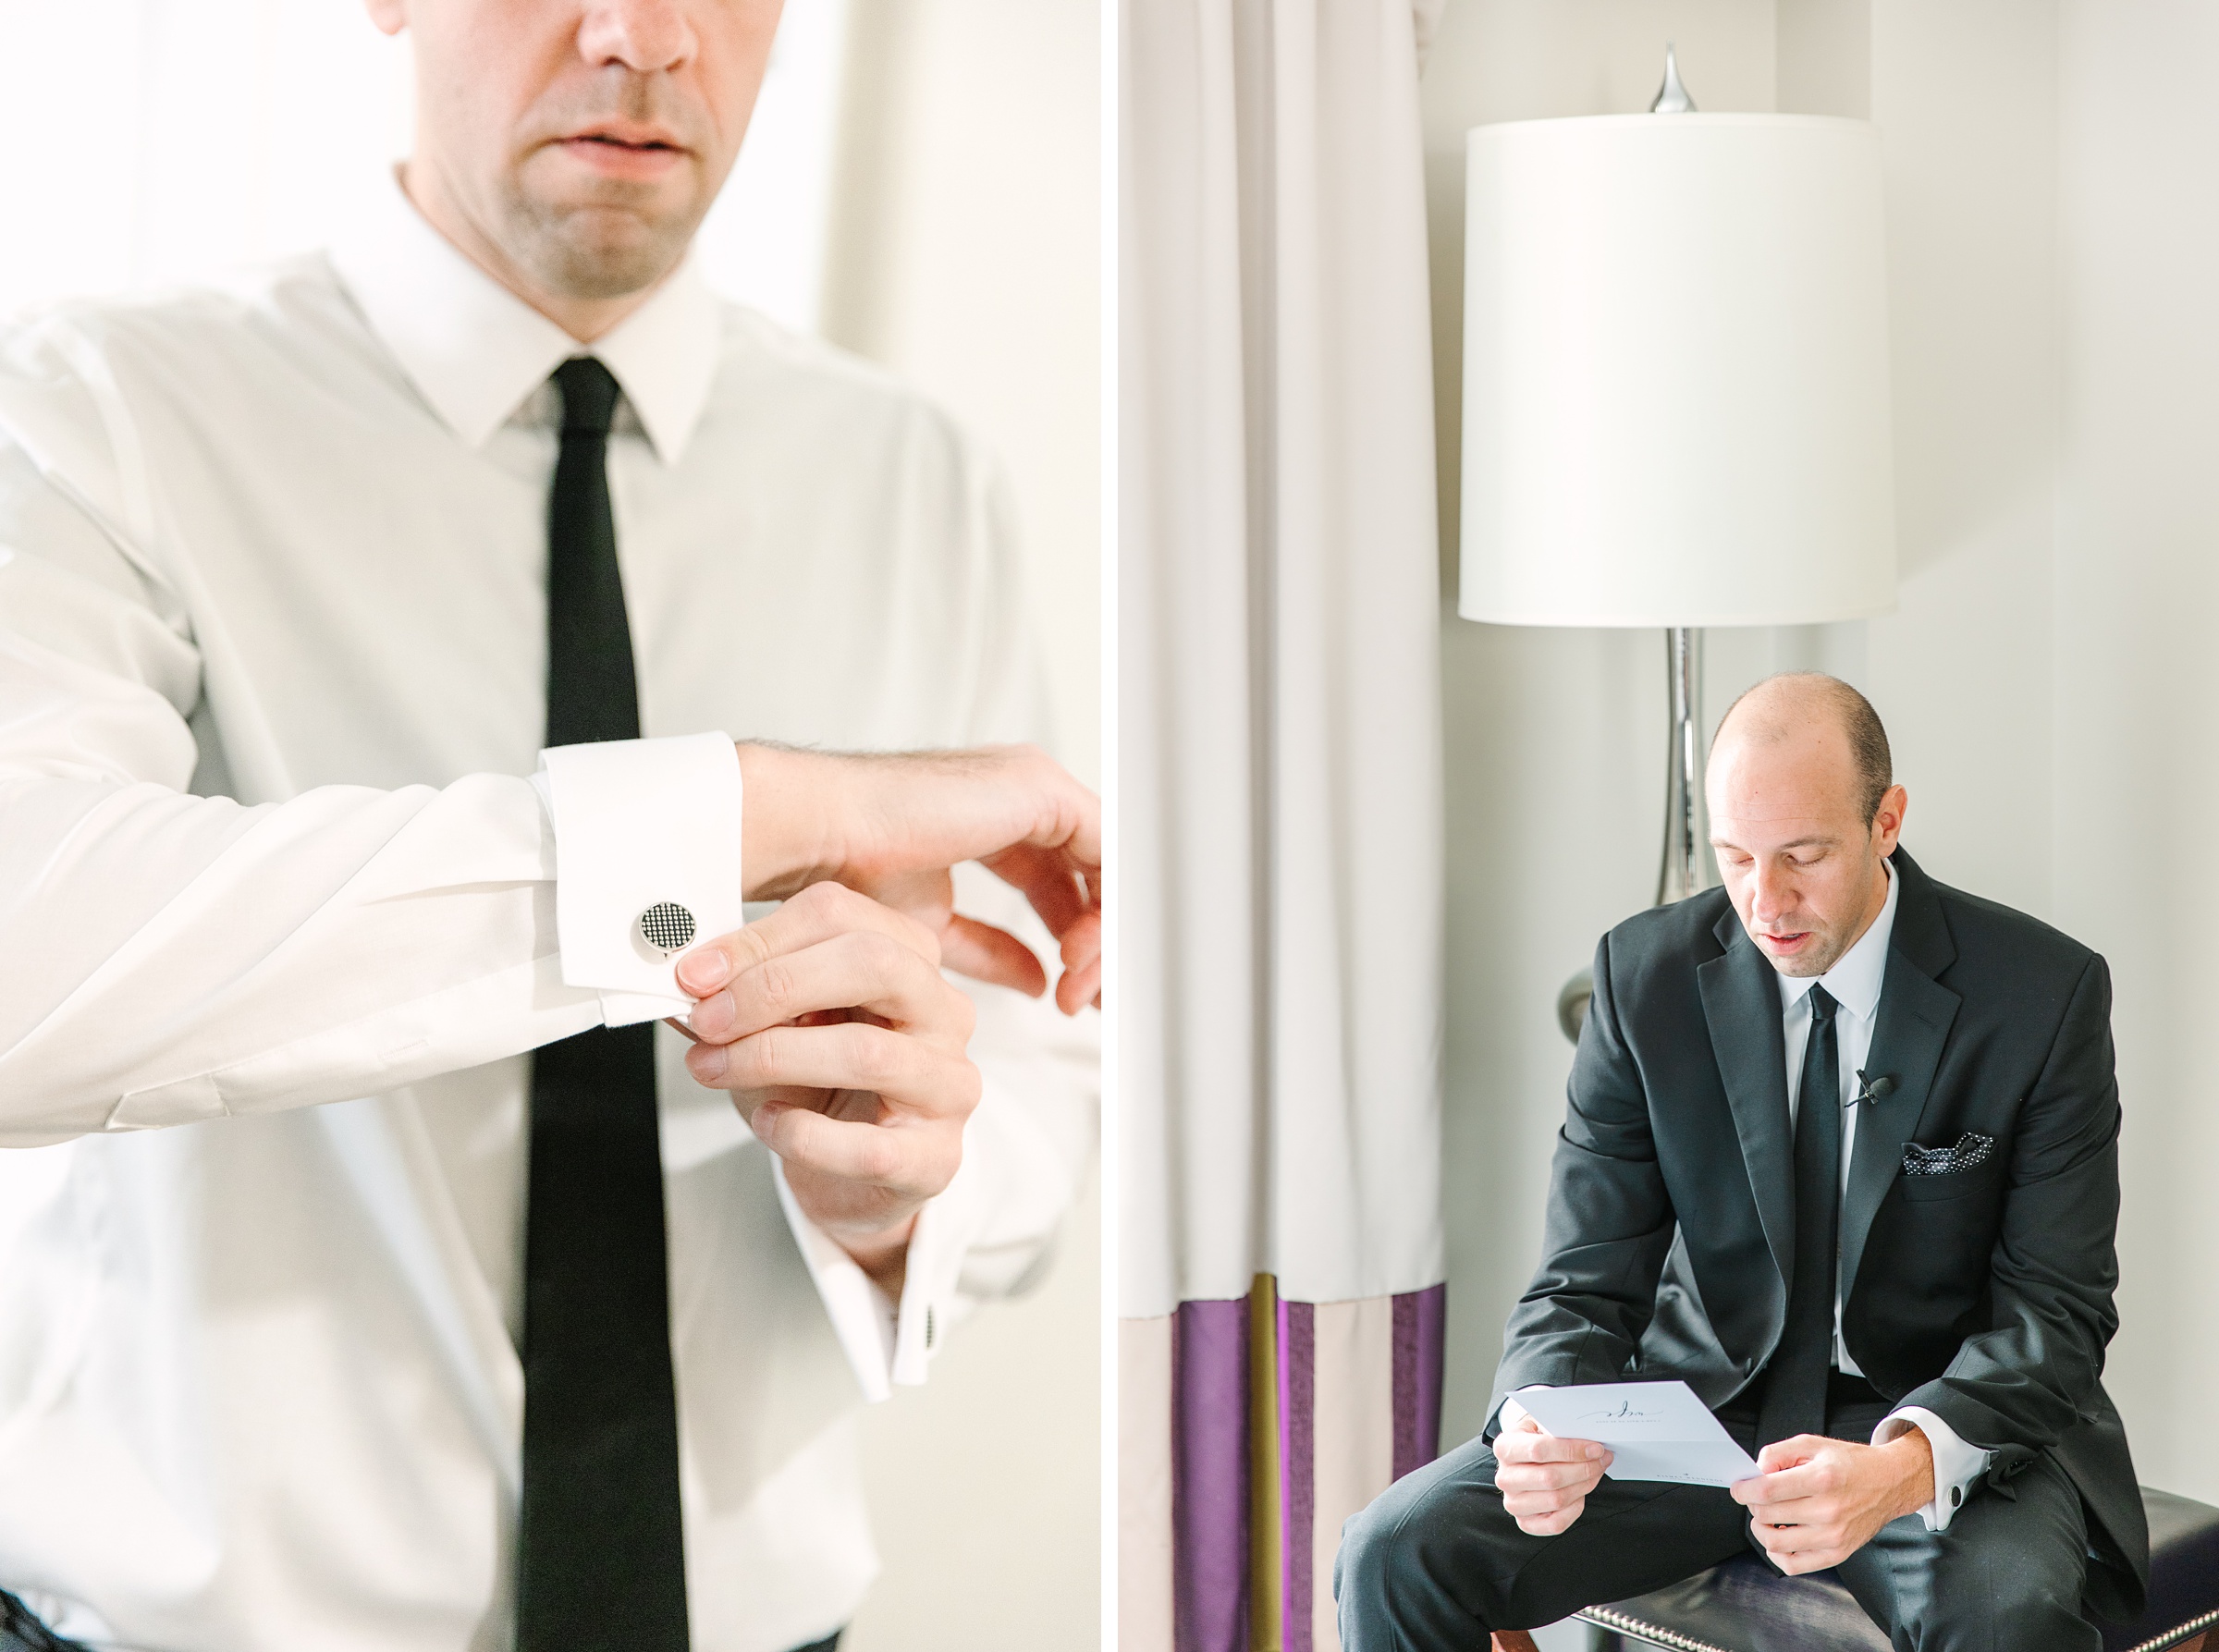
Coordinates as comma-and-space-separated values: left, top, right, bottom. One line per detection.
1747, 863, 1796, 924
577, 0, 698, 74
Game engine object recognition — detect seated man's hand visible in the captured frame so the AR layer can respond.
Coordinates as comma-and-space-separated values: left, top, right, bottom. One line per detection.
1730, 1428, 1934, 1573
738, 742, 1100, 1013
678, 883, 980, 1294
1491, 1413, 1612, 1536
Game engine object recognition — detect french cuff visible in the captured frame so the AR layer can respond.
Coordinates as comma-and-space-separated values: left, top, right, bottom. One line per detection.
1874, 1405, 1993, 1532
1496, 1387, 1549, 1434
770, 1157, 965, 1401
534, 733, 744, 1026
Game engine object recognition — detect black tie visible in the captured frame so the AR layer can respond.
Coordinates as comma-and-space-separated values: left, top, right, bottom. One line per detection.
517, 358, 691, 1652
1759, 983, 1844, 1450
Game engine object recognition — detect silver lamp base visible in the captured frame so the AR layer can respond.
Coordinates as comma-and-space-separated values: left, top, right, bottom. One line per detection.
1558, 627, 1713, 1044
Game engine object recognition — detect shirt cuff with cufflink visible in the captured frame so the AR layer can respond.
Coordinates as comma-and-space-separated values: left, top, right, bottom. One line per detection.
531, 732, 745, 1025
1874, 1405, 1993, 1532
771, 1156, 964, 1401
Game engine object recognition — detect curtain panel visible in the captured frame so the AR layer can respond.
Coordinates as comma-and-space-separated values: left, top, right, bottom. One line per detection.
1118, 2, 1447, 1647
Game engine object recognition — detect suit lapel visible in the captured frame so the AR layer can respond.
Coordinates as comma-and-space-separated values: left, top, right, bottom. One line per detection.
1698, 915, 1796, 1287
1839, 850, 1961, 1302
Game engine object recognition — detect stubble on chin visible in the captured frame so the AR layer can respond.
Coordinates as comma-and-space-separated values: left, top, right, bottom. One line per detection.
497, 179, 697, 301
1739, 910, 1851, 979
1770, 936, 1845, 979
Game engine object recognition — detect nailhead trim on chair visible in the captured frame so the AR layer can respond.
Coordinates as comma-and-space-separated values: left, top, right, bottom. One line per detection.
2119, 1608, 2219, 1652
1575, 1603, 1736, 1652
1577, 1600, 2217, 1652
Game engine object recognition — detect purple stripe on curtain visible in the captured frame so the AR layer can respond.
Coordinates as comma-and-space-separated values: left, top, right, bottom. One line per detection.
1280, 1298, 1315, 1652
1391, 1284, 1448, 1480
1173, 1298, 1250, 1652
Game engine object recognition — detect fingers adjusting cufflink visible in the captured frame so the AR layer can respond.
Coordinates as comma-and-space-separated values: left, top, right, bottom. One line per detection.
637, 901, 697, 956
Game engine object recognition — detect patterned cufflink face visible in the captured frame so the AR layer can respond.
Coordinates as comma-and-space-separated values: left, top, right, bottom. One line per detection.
637, 901, 697, 956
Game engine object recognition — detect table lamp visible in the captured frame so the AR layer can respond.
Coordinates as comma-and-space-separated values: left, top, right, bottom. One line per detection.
1457, 51, 1898, 1037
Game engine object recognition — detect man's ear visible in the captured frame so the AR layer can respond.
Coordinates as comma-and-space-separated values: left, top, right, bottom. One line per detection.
1871, 783, 1909, 856
363, 0, 409, 37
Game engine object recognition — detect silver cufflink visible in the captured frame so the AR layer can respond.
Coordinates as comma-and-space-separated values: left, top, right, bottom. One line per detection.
637, 901, 697, 956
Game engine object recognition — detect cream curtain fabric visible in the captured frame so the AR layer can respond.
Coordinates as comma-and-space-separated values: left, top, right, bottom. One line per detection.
1119, 0, 1446, 1322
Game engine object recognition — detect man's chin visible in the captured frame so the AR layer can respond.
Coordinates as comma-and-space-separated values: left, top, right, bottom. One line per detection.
509, 192, 700, 302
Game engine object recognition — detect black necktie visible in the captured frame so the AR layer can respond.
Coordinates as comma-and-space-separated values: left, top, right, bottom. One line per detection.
1759, 982, 1844, 1450
517, 358, 690, 1652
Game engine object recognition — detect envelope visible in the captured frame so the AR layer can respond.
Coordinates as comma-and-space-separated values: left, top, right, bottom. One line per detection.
1514, 1380, 1762, 1488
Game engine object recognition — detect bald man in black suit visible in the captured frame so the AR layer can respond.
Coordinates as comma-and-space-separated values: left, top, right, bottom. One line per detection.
1338, 675, 2145, 1652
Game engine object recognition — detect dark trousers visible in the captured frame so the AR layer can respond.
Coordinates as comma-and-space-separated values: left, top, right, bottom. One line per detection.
1335, 1392, 2100, 1652
0, 1592, 78, 1652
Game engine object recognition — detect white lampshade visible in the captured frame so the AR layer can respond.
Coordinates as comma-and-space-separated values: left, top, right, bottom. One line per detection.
1458, 114, 1896, 628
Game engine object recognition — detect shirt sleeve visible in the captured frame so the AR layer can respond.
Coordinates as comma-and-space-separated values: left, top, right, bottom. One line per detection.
1875, 1405, 1994, 1532
0, 555, 595, 1143
0, 387, 740, 1143
767, 865, 1099, 1400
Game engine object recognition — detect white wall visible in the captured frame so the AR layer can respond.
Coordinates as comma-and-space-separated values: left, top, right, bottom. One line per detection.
2053, 0, 2219, 1511
824, 0, 1103, 788
1423, 0, 2218, 1511
819, 6, 1101, 1646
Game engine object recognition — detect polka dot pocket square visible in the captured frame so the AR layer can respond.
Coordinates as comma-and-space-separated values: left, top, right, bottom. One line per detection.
1901, 1132, 1996, 1176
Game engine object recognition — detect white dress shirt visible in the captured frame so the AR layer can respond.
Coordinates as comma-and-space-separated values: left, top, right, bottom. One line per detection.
0, 171, 1095, 1652
1773, 861, 1989, 1531
1505, 863, 1990, 1533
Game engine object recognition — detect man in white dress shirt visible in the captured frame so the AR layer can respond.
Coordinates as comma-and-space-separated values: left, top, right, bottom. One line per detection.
0, 1, 1096, 1649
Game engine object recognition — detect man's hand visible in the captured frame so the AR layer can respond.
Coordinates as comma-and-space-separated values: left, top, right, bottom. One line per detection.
1730, 1429, 1934, 1573
1491, 1412, 1612, 1536
677, 882, 981, 1295
738, 742, 1100, 1014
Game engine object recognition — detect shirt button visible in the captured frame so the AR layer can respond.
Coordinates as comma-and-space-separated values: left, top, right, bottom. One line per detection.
638, 901, 697, 956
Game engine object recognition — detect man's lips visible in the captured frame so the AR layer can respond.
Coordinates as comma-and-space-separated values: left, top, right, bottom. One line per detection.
1756, 930, 1813, 951
553, 128, 691, 178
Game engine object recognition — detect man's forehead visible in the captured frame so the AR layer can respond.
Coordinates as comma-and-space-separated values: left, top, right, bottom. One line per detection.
1710, 802, 1842, 828
1710, 806, 1847, 852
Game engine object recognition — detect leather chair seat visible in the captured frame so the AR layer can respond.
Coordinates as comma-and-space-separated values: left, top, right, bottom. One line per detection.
1578, 1487, 2219, 1652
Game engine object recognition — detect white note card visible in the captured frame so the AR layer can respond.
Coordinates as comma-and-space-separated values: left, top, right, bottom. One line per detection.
1514, 1381, 1762, 1488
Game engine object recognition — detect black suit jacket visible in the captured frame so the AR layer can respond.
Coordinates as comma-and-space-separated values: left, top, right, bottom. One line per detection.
1491, 850, 2148, 1617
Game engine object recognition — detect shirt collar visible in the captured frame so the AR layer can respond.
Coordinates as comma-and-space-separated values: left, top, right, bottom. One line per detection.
1776, 857, 1899, 1023
327, 167, 719, 464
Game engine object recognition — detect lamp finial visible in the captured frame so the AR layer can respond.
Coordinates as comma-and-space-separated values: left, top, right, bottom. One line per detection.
1650, 43, 1697, 114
